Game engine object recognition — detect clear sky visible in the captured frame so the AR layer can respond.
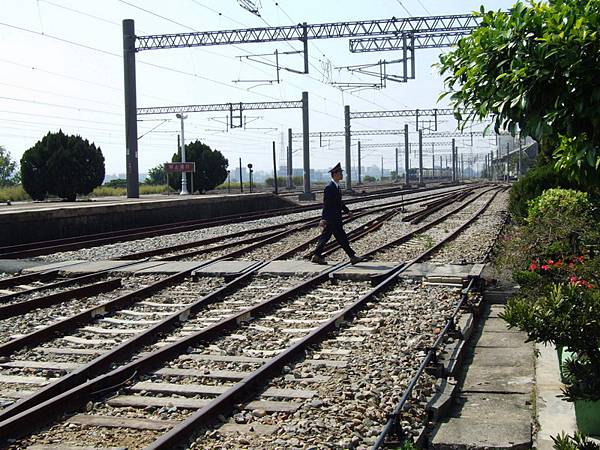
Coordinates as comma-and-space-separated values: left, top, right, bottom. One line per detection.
1, 0, 516, 177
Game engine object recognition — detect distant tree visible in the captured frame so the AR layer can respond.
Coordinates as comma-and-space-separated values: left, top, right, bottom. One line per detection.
0, 145, 20, 186
0, 146, 18, 187
292, 176, 303, 186
437, 0, 600, 185
363, 175, 376, 183
104, 178, 127, 189
169, 140, 228, 193
264, 176, 287, 187
21, 130, 105, 201
144, 164, 166, 185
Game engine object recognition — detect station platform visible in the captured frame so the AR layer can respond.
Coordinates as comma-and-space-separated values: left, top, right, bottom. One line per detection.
0, 193, 297, 246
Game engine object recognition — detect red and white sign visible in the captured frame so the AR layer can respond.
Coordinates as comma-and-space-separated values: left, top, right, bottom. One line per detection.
164, 162, 195, 173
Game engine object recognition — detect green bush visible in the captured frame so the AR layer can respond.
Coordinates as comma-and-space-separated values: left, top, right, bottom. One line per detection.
103, 178, 127, 189
363, 175, 376, 183
525, 188, 596, 260
552, 431, 600, 450
0, 185, 30, 202
264, 177, 287, 187
21, 130, 105, 201
501, 284, 600, 400
508, 164, 579, 223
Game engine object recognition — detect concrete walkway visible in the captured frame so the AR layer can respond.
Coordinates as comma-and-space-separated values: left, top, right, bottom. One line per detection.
430, 284, 534, 449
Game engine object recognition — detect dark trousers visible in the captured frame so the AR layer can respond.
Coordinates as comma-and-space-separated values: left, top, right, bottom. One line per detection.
314, 222, 355, 258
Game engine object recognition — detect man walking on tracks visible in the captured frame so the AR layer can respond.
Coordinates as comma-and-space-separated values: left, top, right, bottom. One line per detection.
311, 162, 370, 265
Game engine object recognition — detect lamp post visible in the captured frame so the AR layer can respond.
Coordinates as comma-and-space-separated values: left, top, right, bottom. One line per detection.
175, 113, 189, 195
227, 170, 231, 194
247, 163, 253, 193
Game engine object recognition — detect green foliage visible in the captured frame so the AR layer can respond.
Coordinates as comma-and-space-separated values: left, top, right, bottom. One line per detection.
552, 431, 600, 450
524, 188, 596, 259
103, 178, 127, 189
0, 146, 19, 187
145, 164, 166, 185
509, 164, 579, 222
437, 0, 600, 184
363, 175, 376, 183
91, 184, 168, 197
20, 130, 105, 201
264, 176, 287, 187
501, 284, 600, 400
0, 185, 29, 202
169, 140, 228, 193
292, 175, 303, 186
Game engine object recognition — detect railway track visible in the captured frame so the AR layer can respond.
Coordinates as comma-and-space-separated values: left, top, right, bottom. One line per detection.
0, 184, 457, 260
0, 185, 508, 449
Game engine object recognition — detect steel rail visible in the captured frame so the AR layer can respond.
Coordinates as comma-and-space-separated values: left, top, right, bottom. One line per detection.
0, 279, 122, 320
0, 206, 357, 421
0, 270, 59, 290
146, 191, 501, 449
0, 271, 109, 303
372, 190, 500, 448
361, 187, 497, 260
289, 188, 466, 260
0, 188, 498, 444
402, 190, 472, 224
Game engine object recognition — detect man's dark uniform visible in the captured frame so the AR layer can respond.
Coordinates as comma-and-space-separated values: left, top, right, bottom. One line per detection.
313, 163, 357, 260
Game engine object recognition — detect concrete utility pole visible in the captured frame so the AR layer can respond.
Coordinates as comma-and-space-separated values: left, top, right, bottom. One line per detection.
287, 128, 293, 189
358, 141, 362, 184
418, 129, 423, 185
123, 19, 139, 198
344, 105, 352, 191
272, 141, 278, 195
404, 124, 410, 185
300, 91, 315, 199
239, 157, 243, 193
176, 113, 189, 195
451, 139, 456, 182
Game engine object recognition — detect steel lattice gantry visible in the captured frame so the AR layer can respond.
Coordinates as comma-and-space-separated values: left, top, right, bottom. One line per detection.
137, 97, 310, 196
122, 14, 480, 197
349, 31, 472, 53
134, 15, 479, 50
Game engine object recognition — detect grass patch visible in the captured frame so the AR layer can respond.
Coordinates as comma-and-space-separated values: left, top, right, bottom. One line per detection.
0, 185, 30, 202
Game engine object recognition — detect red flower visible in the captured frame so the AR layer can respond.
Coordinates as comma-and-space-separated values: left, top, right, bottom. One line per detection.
529, 262, 538, 271
541, 264, 549, 271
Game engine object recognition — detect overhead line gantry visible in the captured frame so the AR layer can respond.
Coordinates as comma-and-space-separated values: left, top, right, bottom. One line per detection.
123, 14, 480, 197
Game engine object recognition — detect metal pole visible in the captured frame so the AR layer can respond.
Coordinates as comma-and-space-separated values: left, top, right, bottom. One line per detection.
123, 19, 139, 198
227, 170, 231, 193
451, 139, 456, 182
239, 157, 243, 193
418, 129, 423, 185
431, 143, 435, 179
177, 113, 189, 195
287, 128, 293, 189
358, 140, 362, 184
302, 23, 309, 74
404, 124, 409, 185
300, 91, 314, 199
506, 143, 510, 181
272, 141, 278, 195
344, 105, 352, 191
395, 147, 399, 181
439, 155, 442, 179
381, 156, 383, 180
460, 153, 464, 181
518, 136, 522, 178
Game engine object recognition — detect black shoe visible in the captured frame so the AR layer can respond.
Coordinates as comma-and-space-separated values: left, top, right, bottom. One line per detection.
311, 255, 327, 265
350, 255, 367, 265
